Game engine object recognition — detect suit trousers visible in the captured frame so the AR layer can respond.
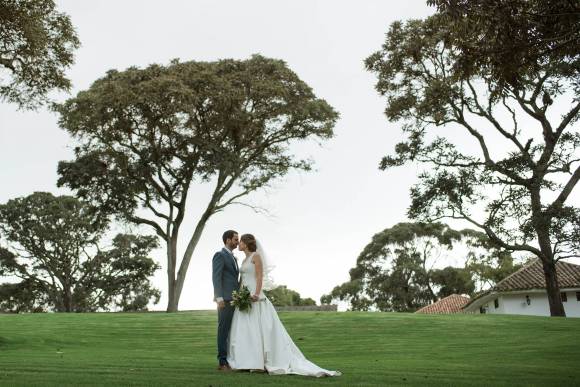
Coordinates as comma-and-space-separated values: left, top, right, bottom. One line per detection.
217, 302, 235, 365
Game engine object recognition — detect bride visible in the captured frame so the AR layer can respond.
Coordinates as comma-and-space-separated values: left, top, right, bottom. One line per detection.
227, 233, 341, 377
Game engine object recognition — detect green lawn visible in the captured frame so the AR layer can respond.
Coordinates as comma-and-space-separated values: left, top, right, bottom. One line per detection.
0, 311, 579, 386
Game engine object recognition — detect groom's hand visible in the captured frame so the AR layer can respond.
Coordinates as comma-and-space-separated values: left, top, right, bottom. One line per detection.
217, 300, 225, 309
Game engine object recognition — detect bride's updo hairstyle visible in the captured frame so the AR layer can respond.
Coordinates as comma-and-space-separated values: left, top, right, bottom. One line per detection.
240, 234, 257, 252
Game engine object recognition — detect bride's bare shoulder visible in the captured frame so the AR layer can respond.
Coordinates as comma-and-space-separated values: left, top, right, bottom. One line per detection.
251, 252, 262, 264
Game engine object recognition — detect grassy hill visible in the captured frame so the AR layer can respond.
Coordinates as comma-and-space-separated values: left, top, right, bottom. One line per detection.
1, 311, 579, 386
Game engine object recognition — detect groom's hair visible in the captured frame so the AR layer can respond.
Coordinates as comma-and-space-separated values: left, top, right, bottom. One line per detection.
222, 230, 238, 244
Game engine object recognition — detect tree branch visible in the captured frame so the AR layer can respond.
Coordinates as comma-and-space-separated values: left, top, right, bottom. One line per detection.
465, 80, 533, 166
450, 209, 542, 256
452, 107, 529, 185
547, 165, 580, 213
555, 101, 580, 137
126, 215, 167, 240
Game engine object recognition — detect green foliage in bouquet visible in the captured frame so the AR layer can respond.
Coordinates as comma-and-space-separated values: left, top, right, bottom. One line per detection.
231, 286, 252, 312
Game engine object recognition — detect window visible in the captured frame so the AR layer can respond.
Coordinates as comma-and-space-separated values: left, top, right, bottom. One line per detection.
494, 298, 499, 308
561, 292, 568, 302
576, 292, 580, 302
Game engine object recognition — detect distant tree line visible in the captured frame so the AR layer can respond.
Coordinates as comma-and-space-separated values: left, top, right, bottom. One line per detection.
265, 285, 316, 307
321, 222, 521, 312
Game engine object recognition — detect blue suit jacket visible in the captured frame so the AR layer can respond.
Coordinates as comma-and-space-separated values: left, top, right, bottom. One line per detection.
212, 248, 240, 302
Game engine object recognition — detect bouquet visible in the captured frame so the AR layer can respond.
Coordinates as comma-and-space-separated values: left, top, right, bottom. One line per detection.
231, 285, 252, 312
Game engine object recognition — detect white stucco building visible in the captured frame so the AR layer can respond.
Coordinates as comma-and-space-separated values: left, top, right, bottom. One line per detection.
463, 260, 580, 318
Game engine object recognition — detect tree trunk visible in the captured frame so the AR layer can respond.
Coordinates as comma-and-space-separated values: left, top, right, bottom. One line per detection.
535, 221, 566, 317
166, 237, 178, 312
541, 258, 566, 317
425, 276, 437, 302
165, 191, 219, 312
63, 284, 73, 312
166, 291, 178, 312
172, 212, 212, 312
531, 184, 566, 317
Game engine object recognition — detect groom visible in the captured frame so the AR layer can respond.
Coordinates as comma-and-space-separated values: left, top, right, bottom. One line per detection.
212, 230, 240, 371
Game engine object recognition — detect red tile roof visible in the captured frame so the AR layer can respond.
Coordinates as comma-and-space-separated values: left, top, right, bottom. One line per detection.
415, 294, 470, 314
494, 259, 580, 291
462, 259, 580, 311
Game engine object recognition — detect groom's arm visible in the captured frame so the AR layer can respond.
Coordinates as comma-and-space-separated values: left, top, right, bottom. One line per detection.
212, 252, 224, 303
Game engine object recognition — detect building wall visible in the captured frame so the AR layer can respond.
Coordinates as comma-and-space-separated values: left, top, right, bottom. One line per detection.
482, 290, 580, 317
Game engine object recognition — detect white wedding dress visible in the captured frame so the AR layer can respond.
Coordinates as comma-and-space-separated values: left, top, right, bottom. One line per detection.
227, 252, 341, 377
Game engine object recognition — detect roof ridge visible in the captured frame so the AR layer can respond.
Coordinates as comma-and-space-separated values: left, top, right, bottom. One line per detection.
442, 294, 470, 299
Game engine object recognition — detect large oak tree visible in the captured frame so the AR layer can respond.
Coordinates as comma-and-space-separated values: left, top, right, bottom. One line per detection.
366, 13, 579, 316
56, 55, 338, 312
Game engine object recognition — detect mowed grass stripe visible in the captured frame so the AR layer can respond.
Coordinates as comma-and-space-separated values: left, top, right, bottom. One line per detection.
1, 311, 579, 386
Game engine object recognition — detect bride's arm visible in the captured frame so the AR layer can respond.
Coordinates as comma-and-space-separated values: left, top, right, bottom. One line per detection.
252, 253, 263, 300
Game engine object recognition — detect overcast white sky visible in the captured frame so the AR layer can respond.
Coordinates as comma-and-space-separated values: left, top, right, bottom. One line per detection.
1, 1, 578, 311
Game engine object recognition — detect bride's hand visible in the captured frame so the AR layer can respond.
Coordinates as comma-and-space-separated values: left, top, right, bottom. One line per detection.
251, 294, 259, 302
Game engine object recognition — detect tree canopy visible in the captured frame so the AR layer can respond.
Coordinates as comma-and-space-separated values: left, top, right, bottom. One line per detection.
56, 55, 338, 311
366, 11, 579, 316
0, 0, 80, 109
0, 192, 160, 313
427, 0, 580, 87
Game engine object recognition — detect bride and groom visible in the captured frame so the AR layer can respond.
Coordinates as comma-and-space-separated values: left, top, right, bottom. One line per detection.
211, 230, 341, 377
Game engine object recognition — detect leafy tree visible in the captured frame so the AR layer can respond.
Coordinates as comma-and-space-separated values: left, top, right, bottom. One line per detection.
430, 266, 475, 298
0, 0, 80, 109
365, 14, 579, 316
0, 278, 46, 313
427, 0, 580, 87
320, 222, 503, 312
56, 55, 338, 312
264, 285, 316, 307
0, 192, 160, 313
466, 249, 523, 291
